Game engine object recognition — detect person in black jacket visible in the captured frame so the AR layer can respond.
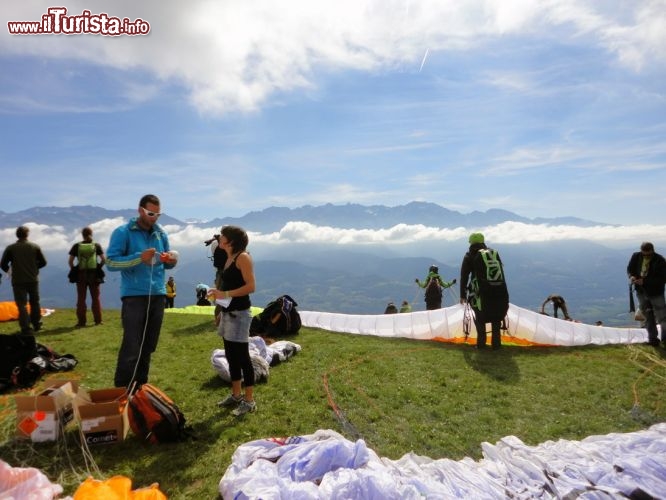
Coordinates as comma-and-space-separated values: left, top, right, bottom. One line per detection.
459, 232, 508, 350
627, 242, 666, 347
1, 226, 47, 335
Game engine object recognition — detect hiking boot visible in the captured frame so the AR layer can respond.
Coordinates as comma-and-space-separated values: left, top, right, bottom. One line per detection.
232, 399, 256, 416
217, 394, 242, 408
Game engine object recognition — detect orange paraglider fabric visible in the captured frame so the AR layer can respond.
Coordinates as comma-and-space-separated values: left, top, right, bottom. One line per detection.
73, 476, 167, 500
0, 302, 20, 322
0, 301, 54, 322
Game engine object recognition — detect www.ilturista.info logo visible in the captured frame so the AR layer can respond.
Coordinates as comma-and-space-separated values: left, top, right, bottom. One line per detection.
7, 7, 150, 36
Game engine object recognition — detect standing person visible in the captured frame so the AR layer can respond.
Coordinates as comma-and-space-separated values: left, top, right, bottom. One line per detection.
106, 194, 178, 389
459, 233, 509, 350
0, 226, 47, 335
540, 294, 571, 320
68, 227, 106, 327
208, 235, 228, 289
196, 283, 211, 305
208, 225, 257, 417
415, 265, 456, 310
627, 242, 666, 347
399, 300, 412, 313
384, 302, 398, 314
165, 276, 176, 308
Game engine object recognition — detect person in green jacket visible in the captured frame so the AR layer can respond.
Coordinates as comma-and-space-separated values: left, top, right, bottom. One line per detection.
415, 265, 456, 310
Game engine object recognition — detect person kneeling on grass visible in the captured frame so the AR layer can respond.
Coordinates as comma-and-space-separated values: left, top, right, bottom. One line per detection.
207, 225, 257, 417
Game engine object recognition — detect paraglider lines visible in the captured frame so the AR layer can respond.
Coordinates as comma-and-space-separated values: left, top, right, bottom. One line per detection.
627, 345, 666, 423
322, 347, 440, 442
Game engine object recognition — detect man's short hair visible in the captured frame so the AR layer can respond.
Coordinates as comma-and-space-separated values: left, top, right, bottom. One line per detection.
82, 227, 93, 238
139, 194, 160, 208
16, 226, 29, 239
640, 242, 655, 253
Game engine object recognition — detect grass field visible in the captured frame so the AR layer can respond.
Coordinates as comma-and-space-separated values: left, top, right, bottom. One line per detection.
1, 308, 665, 499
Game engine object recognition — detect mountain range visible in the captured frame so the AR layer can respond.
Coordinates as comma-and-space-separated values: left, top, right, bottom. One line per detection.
0, 203, 638, 328
0, 202, 605, 233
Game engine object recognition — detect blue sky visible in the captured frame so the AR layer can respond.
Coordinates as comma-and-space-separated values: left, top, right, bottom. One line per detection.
1, 0, 665, 230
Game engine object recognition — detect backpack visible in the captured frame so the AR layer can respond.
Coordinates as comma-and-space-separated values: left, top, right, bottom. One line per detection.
128, 383, 189, 444
471, 248, 509, 321
384, 303, 398, 314
424, 277, 442, 302
250, 295, 301, 338
77, 242, 97, 270
0, 334, 39, 392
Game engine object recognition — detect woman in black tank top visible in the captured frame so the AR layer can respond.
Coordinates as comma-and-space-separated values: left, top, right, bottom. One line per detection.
208, 225, 258, 416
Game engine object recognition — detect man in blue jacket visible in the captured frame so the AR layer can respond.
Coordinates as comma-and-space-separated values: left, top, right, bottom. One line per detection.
106, 194, 178, 389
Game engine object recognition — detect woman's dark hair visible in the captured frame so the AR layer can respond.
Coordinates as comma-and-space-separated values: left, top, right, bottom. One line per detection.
220, 225, 249, 254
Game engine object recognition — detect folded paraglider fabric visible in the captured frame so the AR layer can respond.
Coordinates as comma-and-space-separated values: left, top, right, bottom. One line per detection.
0, 459, 64, 500
220, 424, 666, 499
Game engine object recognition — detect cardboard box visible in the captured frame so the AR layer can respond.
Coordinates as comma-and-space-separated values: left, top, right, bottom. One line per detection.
14, 380, 79, 442
76, 387, 129, 445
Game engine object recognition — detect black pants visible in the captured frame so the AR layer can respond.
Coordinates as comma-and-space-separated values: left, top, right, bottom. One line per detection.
114, 295, 165, 388
425, 299, 442, 310
473, 308, 501, 349
223, 338, 254, 386
12, 282, 41, 333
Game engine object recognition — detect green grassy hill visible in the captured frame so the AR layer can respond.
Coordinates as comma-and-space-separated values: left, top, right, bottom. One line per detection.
1, 308, 665, 498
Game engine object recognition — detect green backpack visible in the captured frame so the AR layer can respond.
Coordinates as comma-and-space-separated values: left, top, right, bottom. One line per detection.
77, 242, 97, 270
470, 248, 509, 319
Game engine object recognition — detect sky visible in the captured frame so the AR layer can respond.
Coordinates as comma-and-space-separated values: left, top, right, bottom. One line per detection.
1, 0, 665, 241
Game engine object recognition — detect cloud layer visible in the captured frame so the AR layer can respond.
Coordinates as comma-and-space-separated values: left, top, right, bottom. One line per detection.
2, 0, 665, 115
2, 220, 664, 253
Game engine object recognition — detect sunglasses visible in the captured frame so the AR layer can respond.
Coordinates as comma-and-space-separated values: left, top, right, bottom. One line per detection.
141, 207, 162, 218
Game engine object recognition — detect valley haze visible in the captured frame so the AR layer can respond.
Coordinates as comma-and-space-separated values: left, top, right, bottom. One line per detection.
1, 202, 664, 328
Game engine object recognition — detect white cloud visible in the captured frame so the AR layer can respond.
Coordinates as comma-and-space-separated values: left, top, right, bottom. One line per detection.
248, 220, 666, 247
1, 0, 663, 115
601, 0, 666, 70
3, 219, 665, 258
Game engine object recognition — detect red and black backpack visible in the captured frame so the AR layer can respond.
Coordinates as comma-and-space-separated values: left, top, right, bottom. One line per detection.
128, 383, 190, 443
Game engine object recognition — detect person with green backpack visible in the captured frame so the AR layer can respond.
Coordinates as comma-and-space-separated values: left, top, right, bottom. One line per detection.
459, 232, 509, 350
415, 265, 456, 310
68, 227, 106, 327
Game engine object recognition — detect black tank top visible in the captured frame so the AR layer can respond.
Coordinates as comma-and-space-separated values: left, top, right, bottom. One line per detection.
221, 253, 251, 311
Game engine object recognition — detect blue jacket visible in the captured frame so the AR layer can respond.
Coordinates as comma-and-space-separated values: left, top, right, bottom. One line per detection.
106, 217, 174, 297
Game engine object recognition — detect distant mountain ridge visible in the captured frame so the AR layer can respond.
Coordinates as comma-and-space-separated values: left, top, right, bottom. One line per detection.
0, 202, 633, 327
0, 202, 606, 232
